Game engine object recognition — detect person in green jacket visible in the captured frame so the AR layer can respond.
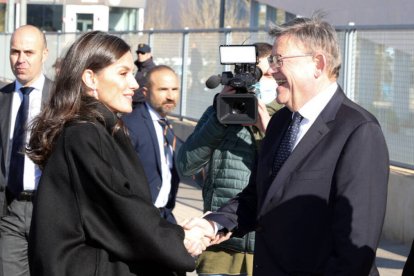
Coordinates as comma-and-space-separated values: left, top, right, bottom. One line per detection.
177, 42, 282, 276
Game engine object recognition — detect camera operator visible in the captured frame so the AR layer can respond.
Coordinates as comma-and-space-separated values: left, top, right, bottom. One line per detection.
177, 42, 281, 276
255, 43, 282, 116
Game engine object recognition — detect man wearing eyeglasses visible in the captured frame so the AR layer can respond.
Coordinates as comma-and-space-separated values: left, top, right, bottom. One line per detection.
133, 43, 156, 103
183, 13, 389, 276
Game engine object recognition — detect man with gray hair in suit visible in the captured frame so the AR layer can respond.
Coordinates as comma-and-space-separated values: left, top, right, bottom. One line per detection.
183, 13, 389, 276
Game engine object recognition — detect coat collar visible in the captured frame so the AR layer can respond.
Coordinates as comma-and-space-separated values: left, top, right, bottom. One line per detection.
96, 102, 120, 133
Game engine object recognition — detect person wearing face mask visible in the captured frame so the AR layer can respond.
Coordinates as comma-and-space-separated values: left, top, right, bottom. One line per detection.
254, 42, 281, 113
176, 42, 281, 276
256, 77, 278, 105
252, 42, 283, 144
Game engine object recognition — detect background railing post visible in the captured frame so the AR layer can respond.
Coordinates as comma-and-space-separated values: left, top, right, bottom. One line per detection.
180, 29, 190, 120
343, 28, 357, 101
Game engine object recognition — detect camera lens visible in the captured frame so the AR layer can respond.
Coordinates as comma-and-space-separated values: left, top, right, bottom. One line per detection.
231, 101, 247, 114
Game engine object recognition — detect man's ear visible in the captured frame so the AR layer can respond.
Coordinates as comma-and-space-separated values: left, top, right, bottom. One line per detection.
42, 48, 49, 64
314, 53, 326, 79
141, 86, 148, 98
82, 69, 97, 97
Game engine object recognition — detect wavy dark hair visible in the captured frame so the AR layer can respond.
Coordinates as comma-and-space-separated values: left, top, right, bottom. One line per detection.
27, 31, 131, 169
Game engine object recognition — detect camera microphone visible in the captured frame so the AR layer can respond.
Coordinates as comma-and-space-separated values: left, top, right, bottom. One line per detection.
205, 75, 222, 89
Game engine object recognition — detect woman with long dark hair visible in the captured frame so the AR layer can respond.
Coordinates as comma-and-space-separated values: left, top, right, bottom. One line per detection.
27, 31, 197, 276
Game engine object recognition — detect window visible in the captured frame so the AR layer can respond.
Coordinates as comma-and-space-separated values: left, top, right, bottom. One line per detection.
27, 4, 63, 32
109, 7, 138, 31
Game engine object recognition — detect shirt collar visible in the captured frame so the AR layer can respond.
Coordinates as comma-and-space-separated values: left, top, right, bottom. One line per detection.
145, 102, 164, 121
298, 82, 338, 122
15, 74, 45, 93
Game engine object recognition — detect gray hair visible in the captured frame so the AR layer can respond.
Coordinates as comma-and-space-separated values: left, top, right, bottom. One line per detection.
269, 12, 341, 79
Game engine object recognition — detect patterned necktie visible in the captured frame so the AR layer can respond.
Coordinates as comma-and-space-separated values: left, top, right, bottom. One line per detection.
271, 112, 303, 178
8, 86, 35, 197
158, 118, 177, 158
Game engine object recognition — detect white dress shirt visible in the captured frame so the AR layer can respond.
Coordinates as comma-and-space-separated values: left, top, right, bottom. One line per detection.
9, 75, 45, 191
293, 82, 338, 149
146, 103, 172, 208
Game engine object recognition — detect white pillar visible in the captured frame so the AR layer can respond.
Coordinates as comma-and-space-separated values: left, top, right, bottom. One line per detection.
19, 0, 27, 26
6, 0, 15, 32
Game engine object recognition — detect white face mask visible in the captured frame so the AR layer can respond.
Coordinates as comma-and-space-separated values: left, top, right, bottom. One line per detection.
257, 77, 278, 104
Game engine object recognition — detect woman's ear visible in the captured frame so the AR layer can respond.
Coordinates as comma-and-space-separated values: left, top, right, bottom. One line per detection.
82, 69, 98, 98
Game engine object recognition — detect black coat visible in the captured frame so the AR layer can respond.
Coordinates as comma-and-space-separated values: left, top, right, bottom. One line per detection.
28, 104, 195, 276
133, 58, 156, 104
134, 58, 156, 88
403, 240, 414, 276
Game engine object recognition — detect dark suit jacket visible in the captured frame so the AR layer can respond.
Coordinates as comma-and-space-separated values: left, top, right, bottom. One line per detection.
0, 78, 52, 216
28, 103, 194, 276
207, 87, 389, 275
122, 103, 180, 223
403, 240, 414, 276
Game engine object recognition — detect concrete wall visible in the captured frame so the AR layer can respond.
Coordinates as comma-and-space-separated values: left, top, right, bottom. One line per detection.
383, 167, 414, 244
171, 119, 196, 141
171, 118, 414, 246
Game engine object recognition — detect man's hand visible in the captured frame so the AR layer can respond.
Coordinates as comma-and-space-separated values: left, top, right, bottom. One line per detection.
211, 231, 232, 245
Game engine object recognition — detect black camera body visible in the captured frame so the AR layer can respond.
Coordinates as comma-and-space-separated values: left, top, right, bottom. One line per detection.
206, 45, 262, 125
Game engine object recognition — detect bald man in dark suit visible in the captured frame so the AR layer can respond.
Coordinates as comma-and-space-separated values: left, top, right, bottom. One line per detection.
0, 25, 52, 276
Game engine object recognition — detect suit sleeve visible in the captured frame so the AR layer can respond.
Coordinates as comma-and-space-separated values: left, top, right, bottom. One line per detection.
205, 159, 259, 236
64, 125, 195, 271
326, 121, 389, 275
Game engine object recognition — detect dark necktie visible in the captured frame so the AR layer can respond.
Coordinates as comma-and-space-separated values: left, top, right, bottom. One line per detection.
8, 86, 35, 197
271, 112, 303, 179
158, 118, 177, 158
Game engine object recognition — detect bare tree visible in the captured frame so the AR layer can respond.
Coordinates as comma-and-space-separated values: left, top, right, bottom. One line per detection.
224, 0, 250, 28
179, 0, 250, 29
179, 0, 220, 29
144, 0, 173, 29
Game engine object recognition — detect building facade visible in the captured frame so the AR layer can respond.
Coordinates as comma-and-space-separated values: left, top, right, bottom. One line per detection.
1, 0, 145, 32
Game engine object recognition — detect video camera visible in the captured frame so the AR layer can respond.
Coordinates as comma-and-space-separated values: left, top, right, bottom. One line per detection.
205, 45, 262, 124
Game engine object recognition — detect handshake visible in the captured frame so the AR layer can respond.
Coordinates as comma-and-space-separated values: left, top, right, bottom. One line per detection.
179, 213, 232, 257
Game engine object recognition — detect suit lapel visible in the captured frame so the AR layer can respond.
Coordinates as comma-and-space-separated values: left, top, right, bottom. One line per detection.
141, 105, 162, 173
258, 88, 345, 216
256, 108, 291, 205
41, 78, 52, 107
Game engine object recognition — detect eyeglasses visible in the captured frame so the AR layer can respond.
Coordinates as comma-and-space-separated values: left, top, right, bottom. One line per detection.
267, 54, 313, 68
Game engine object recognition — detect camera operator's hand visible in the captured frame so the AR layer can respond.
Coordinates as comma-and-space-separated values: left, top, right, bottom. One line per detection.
248, 98, 270, 132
